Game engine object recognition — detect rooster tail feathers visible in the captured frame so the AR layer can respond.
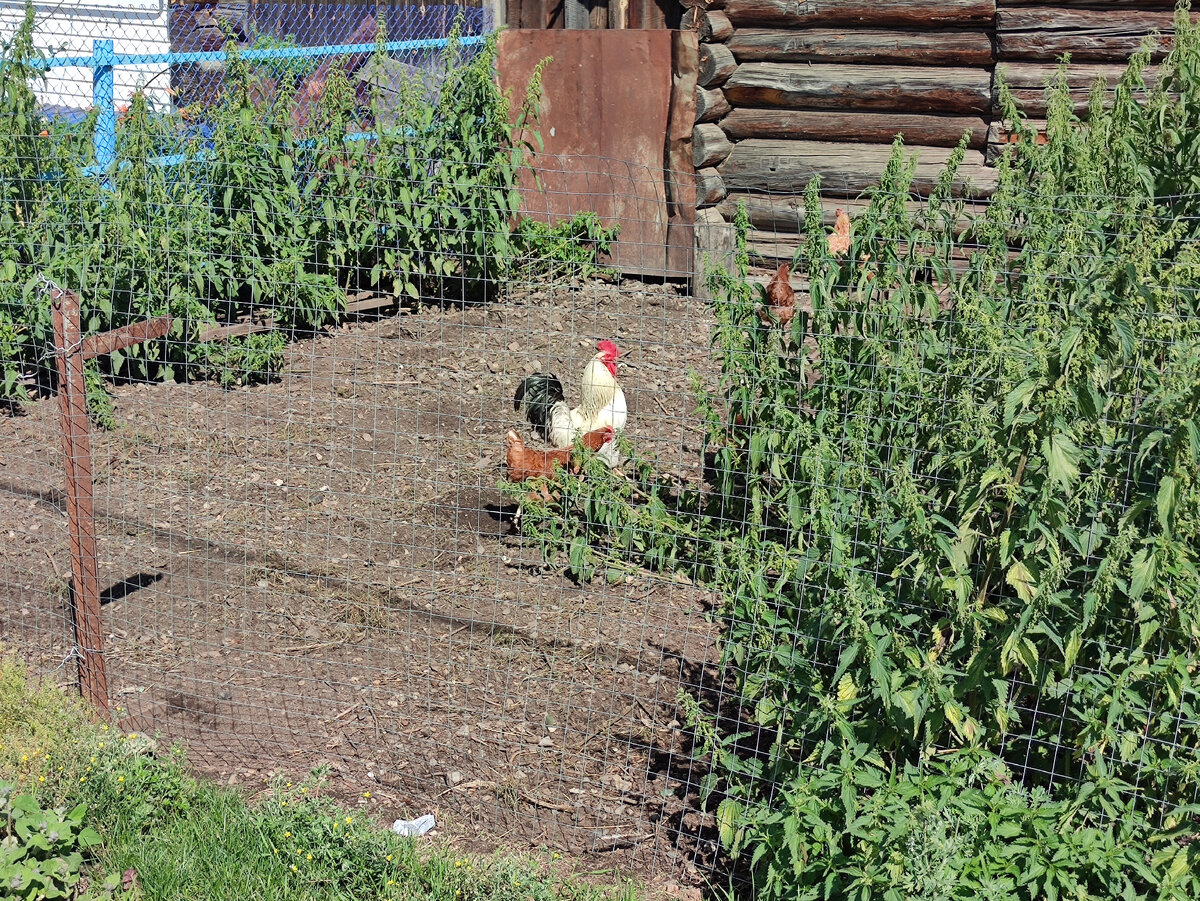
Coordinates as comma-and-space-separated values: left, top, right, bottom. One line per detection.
514, 373, 566, 435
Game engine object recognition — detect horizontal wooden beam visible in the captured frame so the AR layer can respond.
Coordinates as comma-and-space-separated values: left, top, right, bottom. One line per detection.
728, 27, 994, 66
80, 316, 173, 361
719, 139, 997, 197
699, 42, 738, 86
696, 86, 731, 123
724, 0, 995, 28
719, 192, 983, 234
721, 108, 988, 148
697, 167, 727, 206
723, 63, 993, 114
994, 61, 1158, 116
998, 0, 1173, 6
997, 8, 1178, 62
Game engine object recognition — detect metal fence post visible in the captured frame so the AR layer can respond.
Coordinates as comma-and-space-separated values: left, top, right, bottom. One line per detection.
92, 39, 116, 189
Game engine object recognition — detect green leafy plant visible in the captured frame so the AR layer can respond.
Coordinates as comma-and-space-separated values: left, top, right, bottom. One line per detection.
193, 331, 288, 388
515, 5, 1200, 898
0, 5, 571, 401
510, 212, 619, 280
0, 781, 102, 900
84, 363, 116, 431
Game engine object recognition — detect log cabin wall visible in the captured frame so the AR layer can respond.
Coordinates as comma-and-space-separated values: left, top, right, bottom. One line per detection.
690, 0, 1185, 254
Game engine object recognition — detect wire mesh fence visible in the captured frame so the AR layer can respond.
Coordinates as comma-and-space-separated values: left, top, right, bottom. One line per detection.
4, 7, 1200, 896
2, 0, 490, 119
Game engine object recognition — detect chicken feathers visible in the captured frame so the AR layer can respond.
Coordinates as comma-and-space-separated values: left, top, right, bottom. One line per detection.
757, 262, 796, 327
504, 426, 615, 483
513, 372, 569, 444
513, 341, 626, 449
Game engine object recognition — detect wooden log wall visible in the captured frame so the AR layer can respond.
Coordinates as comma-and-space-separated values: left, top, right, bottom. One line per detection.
690, 0, 1189, 250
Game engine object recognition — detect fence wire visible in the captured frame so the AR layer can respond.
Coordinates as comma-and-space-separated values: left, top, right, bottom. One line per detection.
2, 0, 490, 116
3, 21, 1200, 893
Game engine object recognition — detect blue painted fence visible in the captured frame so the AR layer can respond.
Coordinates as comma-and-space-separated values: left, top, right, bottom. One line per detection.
43, 35, 485, 180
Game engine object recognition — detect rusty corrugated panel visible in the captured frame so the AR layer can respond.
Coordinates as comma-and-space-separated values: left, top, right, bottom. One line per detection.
497, 29, 693, 277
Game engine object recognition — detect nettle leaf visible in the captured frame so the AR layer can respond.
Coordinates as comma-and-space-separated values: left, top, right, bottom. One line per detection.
1063, 629, 1082, 673
1006, 560, 1037, 602
1156, 476, 1177, 532
716, 798, 744, 851
1129, 547, 1157, 601
1042, 433, 1081, 492
1004, 378, 1040, 426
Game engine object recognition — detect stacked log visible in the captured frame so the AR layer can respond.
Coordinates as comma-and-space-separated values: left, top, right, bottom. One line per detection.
690, 0, 997, 263
687, 0, 740, 217
989, 1, 1184, 159
691, 0, 1193, 264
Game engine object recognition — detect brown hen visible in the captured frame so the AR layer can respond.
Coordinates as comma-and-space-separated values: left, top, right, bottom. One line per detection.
757, 262, 796, 327
504, 426, 615, 483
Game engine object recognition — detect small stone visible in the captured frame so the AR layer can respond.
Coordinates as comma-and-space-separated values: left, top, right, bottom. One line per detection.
446, 770, 463, 786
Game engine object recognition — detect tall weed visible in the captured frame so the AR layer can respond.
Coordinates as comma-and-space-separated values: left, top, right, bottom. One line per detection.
0, 7, 547, 397
515, 4, 1200, 898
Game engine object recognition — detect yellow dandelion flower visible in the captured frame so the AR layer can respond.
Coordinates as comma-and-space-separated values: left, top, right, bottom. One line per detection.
345, 816, 352, 824
291, 865, 297, 872
38, 776, 45, 783
91, 757, 97, 763
301, 787, 308, 793
20, 755, 27, 762
79, 776, 86, 783
102, 725, 109, 731
128, 733, 137, 739
118, 776, 124, 783
306, 854, 313, 860
387, 880, 395, 886
455, 860, 462, 868
385, 854, 392, 861
363, 791, 371, 798
284, 831, 291, 838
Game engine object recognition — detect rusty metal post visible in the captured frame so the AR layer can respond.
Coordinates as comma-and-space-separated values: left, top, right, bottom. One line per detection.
48, 284, 109, 714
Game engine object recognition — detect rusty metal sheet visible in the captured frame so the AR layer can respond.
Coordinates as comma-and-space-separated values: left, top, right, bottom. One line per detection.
81, 315, 173, 361
498, 29, 694, 278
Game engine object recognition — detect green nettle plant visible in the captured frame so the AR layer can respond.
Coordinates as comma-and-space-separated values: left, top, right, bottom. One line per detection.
512, 4, 1200, 899
0, 780, 103, 900
0, 6, 557, 400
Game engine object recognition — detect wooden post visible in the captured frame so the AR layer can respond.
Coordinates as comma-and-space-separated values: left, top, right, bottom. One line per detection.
48, 285, 108, 714
565, 0, 590, 29
43, 278, 173, 716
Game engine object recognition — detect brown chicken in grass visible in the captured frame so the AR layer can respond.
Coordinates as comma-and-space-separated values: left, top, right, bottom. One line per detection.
504, 426, 615, 483
757, 262, 796, 327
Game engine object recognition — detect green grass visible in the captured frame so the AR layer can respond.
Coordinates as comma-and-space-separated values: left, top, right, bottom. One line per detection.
0, 657, 639, 901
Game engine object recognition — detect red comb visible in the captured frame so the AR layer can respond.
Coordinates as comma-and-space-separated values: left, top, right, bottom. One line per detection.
596, 339, 620, 357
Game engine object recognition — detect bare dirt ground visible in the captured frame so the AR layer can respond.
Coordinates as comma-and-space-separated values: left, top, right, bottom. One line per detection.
0, 275, 727, 889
